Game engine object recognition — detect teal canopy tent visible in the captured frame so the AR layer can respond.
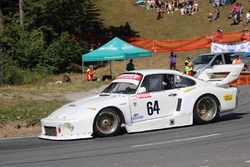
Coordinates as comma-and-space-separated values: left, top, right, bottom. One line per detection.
82, 37, 152, 77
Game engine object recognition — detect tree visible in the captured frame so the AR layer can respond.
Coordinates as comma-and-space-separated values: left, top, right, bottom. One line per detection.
24, 0, 92, 40
40, 33, 83, 73
19, 0, 24, 27
1, 0, 94, 78
0, 0, 3, 32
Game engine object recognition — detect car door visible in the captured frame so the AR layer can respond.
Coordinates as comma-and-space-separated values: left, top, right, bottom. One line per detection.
129, 74, 179, 123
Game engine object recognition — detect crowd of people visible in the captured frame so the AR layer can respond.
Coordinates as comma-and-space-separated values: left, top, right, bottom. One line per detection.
208, 0, 236, 7
135, 0, 199, 19
135, 0, 249, 26
207, 1, 249, 26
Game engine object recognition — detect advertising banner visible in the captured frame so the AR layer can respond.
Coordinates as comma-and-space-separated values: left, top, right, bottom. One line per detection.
211, 42, 250, 53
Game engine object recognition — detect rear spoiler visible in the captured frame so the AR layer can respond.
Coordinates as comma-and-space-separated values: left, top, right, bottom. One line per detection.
197, 64, 244, 87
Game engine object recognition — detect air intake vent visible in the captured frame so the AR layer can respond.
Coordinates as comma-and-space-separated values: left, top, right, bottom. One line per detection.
176, 98, 182, 111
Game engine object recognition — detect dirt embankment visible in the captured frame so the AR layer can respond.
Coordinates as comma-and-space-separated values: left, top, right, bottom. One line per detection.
0, 86, 106, 138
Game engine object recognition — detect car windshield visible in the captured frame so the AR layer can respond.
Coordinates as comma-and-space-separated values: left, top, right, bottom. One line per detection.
193, 55, 214, 64
101, 82, 138, 94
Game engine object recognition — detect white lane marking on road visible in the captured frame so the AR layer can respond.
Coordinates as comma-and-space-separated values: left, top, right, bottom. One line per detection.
245, 160, 250, 163
0, 136, 35, 141
131, 133, 221, 148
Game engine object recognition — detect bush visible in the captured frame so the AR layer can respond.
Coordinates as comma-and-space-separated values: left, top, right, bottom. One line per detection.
40, 33, 83, 74
0, 55, 24, 85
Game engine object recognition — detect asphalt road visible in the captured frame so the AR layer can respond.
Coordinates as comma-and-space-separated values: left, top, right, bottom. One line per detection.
0, 86, 250, 167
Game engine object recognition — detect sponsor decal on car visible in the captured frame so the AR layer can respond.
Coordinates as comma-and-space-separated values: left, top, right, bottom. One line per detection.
116, 74, 142, 81
88, 107, 97, 111
137, 93, 152, 99
132, 113, 144, 120
183, 87, 194, 93
224, 94, 233, 101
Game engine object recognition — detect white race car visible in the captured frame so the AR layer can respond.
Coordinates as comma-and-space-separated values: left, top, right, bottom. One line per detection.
39, 64, 243, 140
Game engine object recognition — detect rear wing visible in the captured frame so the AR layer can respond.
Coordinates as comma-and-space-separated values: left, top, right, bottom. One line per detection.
197, 64, 244, 87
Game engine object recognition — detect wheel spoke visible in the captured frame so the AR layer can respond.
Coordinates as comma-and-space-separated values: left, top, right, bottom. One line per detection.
196, 96, 218, 122
95, 110, 120, 136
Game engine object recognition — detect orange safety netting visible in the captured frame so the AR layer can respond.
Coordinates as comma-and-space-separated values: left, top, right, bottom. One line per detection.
128, 31, 250, 52
229, 72, 250, 86
80, 30, 250, 52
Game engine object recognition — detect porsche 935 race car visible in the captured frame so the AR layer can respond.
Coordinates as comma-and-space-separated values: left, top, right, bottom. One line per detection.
39, 64, 243, 140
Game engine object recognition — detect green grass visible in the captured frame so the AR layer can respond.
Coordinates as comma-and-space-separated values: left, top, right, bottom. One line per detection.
94, 0, 249, 39
0, 97, 67, 126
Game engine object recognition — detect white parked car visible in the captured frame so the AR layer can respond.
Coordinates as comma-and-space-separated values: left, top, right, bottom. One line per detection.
39, 64, 243, 140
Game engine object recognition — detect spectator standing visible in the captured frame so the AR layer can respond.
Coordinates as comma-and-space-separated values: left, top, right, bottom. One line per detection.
241, 28, 250, 42
238, 3, 244, 15
184, 57, 193, 76
244, 10, 250, 26
167, 1, 174, 14
156, 1, 164, 20
231, 11, 241, 25
229, 3, 239, 18
232, 55, 243, 64
126, 59, 135, 71
187, 2, 193, 16
86, 65, 96, 81
213, 0, 220, 7
192, 1, 198, 14
169, 50, 177, 70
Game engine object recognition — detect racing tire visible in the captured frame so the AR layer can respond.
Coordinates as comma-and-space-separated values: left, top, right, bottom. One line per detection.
193, 95, 220, 124
94, 108, 122, 137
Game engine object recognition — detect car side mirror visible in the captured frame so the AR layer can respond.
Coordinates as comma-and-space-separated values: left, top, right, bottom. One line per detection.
137, 87, 146, 94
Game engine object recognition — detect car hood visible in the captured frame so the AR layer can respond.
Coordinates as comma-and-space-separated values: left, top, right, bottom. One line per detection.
46, 94, 128, 120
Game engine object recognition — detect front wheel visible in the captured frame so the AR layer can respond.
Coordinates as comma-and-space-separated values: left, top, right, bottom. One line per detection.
193, 95, 220, 124
94, 108, 122, 137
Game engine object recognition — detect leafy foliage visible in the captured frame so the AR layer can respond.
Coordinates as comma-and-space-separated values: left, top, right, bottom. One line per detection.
0, 0, 93, 85
41, 33, 83, 73
0, 53, 24, 85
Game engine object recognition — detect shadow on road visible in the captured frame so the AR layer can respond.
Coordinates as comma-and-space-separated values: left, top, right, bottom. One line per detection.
219, 112, 248, 122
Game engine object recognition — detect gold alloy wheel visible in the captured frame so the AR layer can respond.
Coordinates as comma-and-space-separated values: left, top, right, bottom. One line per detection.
197, 97, 217, 121
96, 110, 119, 135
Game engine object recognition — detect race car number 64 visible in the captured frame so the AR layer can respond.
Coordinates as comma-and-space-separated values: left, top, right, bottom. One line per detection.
147, 100, 160, 115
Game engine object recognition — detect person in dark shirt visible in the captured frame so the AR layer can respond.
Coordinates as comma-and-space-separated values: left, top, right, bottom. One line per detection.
126, 59, 135, 71
169, 50, 177, 70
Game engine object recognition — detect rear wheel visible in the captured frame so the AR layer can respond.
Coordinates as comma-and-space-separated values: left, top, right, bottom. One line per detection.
193, 95, 220, 124
94, 108, 122, 137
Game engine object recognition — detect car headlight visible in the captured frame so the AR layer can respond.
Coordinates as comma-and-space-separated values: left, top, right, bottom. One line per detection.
62, 123, 74, 134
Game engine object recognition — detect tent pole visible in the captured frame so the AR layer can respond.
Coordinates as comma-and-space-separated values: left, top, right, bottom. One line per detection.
124, 59, 126, 71
150, 54, 152, 69
110, 61, 112, 78
82, 60, 85, 80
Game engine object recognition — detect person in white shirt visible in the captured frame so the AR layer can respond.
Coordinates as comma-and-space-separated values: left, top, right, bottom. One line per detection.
192, 1, 198, 14
244, 10, 250, 26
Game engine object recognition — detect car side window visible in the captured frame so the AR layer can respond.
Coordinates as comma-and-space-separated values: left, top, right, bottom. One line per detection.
148, 75, 162, 92
141, 74, 175, 93
175, 75, 196, 88
212, 55, 222, 65
163, 74, 174, 90
224, 54, 232, 64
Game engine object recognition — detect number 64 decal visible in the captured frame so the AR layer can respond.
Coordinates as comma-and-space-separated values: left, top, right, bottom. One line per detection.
147, 100, 160, 115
